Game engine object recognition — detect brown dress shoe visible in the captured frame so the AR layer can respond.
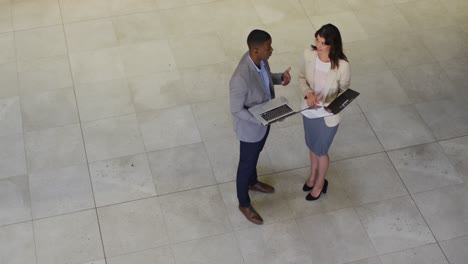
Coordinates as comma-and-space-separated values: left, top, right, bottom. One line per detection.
249, 181, 275, 193
239, 206, 263, 225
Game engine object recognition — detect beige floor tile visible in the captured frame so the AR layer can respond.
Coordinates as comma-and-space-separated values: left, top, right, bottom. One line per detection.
113, 12, 166, 44
24, 124, 86, 172
235, 220, 312, 264
0, 222, 36, 264
356, 196, 435, 254
0, 2, 12, 34
0, 175, 31, 226
160, 186, 231, 242
439, 136, 468, 183
192, 98, 235, 141
0, 62, 18, 98
21, 88, 79, 132
419, 27, 468, 62
353, 70, 410, 112
0, 96, 22, 137
329, 112, 384, 161
345, 38, 390, 75
170, 33, 227, 69
355, 5, 411, 37
440, 56, 468, 96
75, 78, 135, 122
334, 153, 408, 205
181, 62, 234, 103
297, 208, 377, 264
157, 0, 216, 10
89, 153, 156, 207
69, 47, 125, 84
345, 0, 394, 11
106, 0, 158, 16
82, 114, 145, 162
379, 243, 448, 264
15, 26, 67, 61
416, 98, 468, 140
173, 233, 243, 264
393, 63, 457, 103
12, 0, 61, 31
148, 143, 216, 195
264, 125, 310, 172
64, 18, 118, 53
29, 164, 94, 219
120, 40, 177, 77
160, 186, 231, 243
59, 0, 110, 23
97, 197, 169, 257
137, 105, 201, 151
413, 184, 468, 241
34, 210, 104, 264
0, 133, 26, 180
252, 0, 308, 24
379, 34, 436, 69
159, 4, 218, 38
128, 71, 188, 112
396, 0, 456, 30
346, 257, 382, 264
0, 32, 15, 64
365, 105, 435, 150
18, 55, 73, 95
440, 235, 468, 264
106, 246, 175, 264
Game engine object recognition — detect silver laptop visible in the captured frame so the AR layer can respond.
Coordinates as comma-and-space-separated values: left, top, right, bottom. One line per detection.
248, 96, 309, 125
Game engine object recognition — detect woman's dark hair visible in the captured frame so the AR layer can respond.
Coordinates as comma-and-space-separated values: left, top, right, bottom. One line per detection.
311, 24, 348, 69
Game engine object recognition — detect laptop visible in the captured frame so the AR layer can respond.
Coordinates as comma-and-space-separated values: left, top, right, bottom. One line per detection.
248, 96, 308, 125
249, 89, 360, 125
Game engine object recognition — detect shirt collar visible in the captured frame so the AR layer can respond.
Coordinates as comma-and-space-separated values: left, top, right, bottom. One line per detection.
248, 55, 264, 72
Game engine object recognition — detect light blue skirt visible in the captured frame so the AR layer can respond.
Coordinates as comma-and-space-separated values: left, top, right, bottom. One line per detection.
303, 116, 338, 156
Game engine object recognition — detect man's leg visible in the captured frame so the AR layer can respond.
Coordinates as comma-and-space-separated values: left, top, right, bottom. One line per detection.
236, 140, 263, 208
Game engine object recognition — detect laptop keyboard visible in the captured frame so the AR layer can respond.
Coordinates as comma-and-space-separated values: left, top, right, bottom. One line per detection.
260, 104, 293, 122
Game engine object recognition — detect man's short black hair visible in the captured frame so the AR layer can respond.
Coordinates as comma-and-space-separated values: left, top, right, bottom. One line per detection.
247, 29, 271, 50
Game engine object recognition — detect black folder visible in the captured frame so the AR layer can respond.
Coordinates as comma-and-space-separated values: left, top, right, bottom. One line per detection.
325, 89, 360, 114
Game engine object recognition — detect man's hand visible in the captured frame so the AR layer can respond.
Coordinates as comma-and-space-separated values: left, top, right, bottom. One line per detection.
281, 67, 291, 86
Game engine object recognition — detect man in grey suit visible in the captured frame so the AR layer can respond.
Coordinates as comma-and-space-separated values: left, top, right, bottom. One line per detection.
230, 29, 291, 225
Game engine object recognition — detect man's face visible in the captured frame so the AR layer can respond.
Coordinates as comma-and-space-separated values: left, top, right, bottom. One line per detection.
256, 39, 273, 60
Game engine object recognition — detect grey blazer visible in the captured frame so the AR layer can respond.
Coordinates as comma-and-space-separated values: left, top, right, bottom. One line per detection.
230, 52, 283, 142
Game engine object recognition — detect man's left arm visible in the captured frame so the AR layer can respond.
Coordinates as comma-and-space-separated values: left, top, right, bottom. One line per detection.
271, 67, 291, 86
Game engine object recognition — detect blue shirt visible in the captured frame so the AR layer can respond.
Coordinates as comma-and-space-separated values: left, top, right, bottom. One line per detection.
249, 56, 271, 99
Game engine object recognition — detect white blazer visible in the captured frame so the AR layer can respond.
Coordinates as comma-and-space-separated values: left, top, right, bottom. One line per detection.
298, 48, 351, 127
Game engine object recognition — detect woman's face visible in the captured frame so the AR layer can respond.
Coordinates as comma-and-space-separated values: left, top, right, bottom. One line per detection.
315, 35, 330, 55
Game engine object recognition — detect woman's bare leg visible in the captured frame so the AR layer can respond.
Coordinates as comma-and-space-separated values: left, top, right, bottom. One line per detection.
306, 150, 319, 187
310, 154, 329, 197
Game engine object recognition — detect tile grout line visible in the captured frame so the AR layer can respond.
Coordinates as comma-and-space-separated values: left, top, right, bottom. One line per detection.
56, 1, 108, 262
9, 1, 41, 261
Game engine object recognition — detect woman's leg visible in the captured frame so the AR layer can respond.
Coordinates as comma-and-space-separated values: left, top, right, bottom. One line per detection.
306, 150, 319, 187
310, 154, 329, 197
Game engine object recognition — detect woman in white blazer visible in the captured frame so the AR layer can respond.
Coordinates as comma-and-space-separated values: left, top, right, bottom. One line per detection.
299, 24, 350, 201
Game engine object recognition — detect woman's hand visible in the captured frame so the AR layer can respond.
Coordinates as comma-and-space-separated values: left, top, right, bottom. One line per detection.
305, 91, 320, 109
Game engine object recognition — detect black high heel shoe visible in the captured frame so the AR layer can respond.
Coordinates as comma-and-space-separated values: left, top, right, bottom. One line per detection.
302, 182, 314, 192
305, 180, 328, 201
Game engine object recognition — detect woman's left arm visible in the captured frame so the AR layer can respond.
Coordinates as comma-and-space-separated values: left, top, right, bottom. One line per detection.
338, 61, 351, 93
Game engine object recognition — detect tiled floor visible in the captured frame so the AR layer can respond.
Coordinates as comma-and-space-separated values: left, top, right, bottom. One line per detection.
0, 0, 467, 263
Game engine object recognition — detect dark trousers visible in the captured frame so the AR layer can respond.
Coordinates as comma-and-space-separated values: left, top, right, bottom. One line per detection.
236, 126, 270, 207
